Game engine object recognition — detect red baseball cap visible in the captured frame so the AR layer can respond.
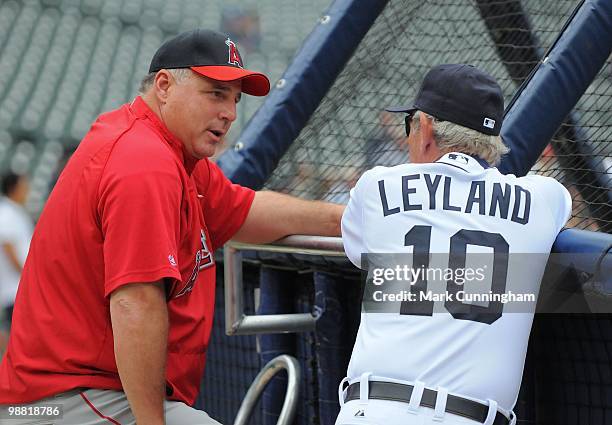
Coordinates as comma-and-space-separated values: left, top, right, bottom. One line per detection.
149, 29, 270, 96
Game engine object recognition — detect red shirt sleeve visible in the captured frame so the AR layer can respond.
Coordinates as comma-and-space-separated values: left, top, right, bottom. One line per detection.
98, 138, 183, 297
192, 160, 255, 250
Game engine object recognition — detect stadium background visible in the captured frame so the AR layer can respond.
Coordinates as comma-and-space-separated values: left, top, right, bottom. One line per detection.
0, 0, 610, 424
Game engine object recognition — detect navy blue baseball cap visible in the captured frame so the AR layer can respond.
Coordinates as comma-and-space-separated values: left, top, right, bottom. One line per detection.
149, 29, 270, 96
386, 64, 504, 136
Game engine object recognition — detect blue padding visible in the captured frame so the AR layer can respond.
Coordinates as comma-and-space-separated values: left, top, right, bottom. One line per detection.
218, 0, 389, 188
553, 228, 612, 255
551, 228, 611, 291
258, 268, 295, 425
499, 0, 612, 176
313, 273, 345, 423
313, 272, 363, 424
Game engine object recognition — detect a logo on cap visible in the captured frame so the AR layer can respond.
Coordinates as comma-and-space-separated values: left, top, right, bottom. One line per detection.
483, 117, 496, 129
225, 38, 243, 68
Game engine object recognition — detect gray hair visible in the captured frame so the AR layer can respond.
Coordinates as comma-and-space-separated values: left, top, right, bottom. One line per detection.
138, 68, 193, 94
412, 111, 509, 166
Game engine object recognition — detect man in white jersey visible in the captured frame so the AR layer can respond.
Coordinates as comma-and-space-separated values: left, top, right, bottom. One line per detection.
337, 64, 572, 425
0, 172, 33, 353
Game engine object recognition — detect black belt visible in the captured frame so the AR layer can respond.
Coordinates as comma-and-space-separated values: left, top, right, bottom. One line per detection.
345, 382, 509, 425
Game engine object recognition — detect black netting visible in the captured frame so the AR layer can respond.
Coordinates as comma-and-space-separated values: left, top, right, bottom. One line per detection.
531, 315, 612, 425
265, 0, 611, 233
530, 59, 612, 232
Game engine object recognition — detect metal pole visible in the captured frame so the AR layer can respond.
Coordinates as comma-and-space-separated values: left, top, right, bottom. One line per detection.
234, 355, 301, 425
224, 236, 344, 335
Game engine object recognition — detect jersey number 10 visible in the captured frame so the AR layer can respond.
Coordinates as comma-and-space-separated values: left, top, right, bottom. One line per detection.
400, 225, 509, 325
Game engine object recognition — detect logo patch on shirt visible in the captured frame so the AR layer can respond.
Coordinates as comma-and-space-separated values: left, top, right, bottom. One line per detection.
354, 409, 365, 417
168, 255, 177, 267
448, 153, 469, 165
174, 229, 214, 298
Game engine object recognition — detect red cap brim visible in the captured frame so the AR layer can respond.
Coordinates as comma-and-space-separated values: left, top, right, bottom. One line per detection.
191, 66, 270, 96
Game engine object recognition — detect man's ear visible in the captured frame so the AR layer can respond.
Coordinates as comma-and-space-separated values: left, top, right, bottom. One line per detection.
154, 70, 171, 103
419, 113, 434, 147
419, 112, 433, 154
419, 113, 440, 160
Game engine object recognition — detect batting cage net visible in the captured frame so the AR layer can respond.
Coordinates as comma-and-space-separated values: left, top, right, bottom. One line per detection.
264, 0, 611, 233
530, 57, 612, 233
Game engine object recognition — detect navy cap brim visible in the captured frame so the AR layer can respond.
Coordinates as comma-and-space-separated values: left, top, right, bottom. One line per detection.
385, 105, 417, 113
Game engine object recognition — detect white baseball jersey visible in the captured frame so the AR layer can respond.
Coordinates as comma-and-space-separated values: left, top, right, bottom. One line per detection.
0, 196, 33, 308
341, 152, 572, 411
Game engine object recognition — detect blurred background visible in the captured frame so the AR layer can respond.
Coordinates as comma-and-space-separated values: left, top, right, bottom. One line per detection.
0, 0, 332, 218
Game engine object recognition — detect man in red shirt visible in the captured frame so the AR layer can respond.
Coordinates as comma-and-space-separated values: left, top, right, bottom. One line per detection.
0, 29, 344, 425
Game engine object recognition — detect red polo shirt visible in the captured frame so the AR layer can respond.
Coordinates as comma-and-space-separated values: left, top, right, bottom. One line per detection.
0, 96, 255, 405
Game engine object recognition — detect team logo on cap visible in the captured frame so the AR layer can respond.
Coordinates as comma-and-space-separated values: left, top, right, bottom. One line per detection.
225, 38, 243, 68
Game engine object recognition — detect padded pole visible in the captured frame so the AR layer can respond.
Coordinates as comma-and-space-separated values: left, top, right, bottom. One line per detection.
218, 0, 389, 189
497, 0, 611, 230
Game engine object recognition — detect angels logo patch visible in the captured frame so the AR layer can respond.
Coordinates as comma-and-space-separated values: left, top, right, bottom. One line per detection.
175, 229, 214, 298
225, 38, 243, 68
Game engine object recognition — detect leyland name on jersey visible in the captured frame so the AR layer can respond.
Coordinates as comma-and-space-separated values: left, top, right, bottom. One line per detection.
341, 152, 572, 411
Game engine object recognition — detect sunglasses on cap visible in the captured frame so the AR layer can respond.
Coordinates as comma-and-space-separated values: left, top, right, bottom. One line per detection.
404, 112, 415, 137
404, 112, 443, 137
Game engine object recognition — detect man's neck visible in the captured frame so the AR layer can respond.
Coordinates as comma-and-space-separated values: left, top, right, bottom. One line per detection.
6, 195, 24, 206
140, 92, 163, 122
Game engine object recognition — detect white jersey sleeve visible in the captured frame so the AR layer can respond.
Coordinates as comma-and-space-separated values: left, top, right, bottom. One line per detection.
0, 203, 16, 242
0, 198, 34, 308
528, 175, 572, 232
341, 171, 371, 269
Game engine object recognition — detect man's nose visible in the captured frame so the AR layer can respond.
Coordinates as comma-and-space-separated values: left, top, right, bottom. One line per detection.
219, 101, 237, 123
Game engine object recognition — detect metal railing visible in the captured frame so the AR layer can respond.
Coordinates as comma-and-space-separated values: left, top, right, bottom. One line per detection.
234, 355, 301, 425
224, 235, 345, 335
